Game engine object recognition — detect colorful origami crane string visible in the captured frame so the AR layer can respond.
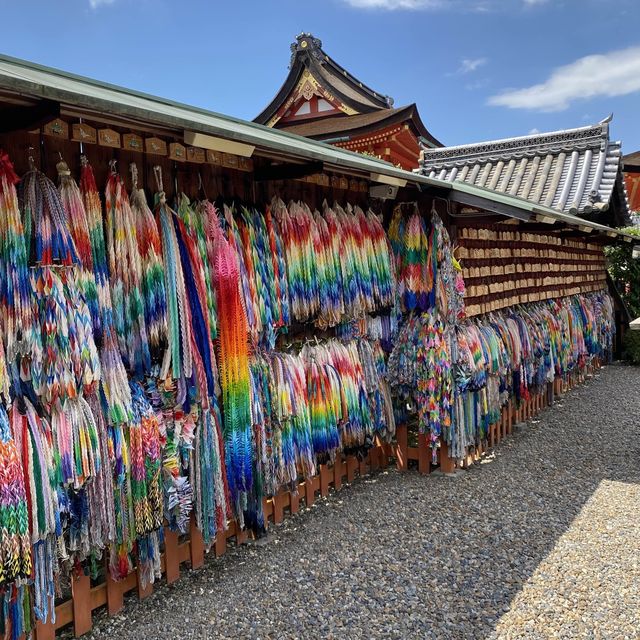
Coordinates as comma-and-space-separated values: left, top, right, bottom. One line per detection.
105, 162, 150, 376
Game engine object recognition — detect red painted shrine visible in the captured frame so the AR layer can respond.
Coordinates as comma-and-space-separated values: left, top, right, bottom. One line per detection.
255, 33, 440, 170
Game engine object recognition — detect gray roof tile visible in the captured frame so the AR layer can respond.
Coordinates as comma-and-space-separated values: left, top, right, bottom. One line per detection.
418, 119, 630, 222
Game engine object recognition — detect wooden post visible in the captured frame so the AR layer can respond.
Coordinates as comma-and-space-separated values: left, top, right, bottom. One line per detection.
72, 571, 92, 637
319, 464, 331, 497
395, 423, 408, 471
369, 446, 379, 472
305, 478, 316, 507
289, 490, 300, 515
417, 433, 430, 474
359, 455, 368, 478
105, 562, 124, 615
137, 566, 153, 600
439, 439, 455, 475
34, 620, 56, 640
346, 455, 357, 482
164, 527, 180, 584
273, 492, 285, 524
235, 524, 249, 546
378, 441, 389, 470
215, 528, 227, 557
334, 459, 343, 491
190, 516, 205, 570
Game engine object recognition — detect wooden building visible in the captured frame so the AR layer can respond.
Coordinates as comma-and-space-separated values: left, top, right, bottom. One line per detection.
623, 150, 640, 216
419, 118, 631, 229
0, 53, 633, 640
254, 33, 439, 170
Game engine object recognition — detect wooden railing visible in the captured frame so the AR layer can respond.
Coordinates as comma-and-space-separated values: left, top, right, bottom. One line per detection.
31, 359, 601, 639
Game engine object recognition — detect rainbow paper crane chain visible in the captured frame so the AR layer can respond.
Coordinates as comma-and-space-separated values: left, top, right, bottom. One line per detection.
0, 151, 35, 360
129, 167, 167, 353
21, 167, 79, 266
0, 404, 32, 586
58, 160, 100, 335
210, 212, 253, 527
105, 170, 151, 376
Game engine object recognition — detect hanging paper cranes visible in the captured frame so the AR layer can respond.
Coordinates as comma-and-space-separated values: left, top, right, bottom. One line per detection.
0, 142, 618, 638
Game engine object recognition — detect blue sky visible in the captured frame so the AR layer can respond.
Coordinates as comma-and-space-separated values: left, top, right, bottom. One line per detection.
3, 0, 640, 151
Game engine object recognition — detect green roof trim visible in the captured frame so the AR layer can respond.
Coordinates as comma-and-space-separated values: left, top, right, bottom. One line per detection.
0, 53, 633, 242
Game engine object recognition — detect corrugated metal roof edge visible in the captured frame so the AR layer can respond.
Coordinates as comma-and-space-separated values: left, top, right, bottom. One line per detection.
414, 175, 637, 242
0, 54, 408, 177
0, 53, 633, 243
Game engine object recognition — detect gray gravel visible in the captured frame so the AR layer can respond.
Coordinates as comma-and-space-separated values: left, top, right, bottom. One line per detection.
84, 363, 640, 639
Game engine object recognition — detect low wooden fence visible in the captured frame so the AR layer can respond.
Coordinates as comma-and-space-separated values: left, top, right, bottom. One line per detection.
31, 360, 601, 639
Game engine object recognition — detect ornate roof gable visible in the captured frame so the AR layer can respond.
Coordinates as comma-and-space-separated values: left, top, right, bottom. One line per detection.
255, 33, 393, 127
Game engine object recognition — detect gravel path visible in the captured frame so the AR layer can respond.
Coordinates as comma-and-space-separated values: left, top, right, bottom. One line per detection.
86, 363, 640, 639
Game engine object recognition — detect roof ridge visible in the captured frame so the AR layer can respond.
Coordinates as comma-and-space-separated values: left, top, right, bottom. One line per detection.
421, 121, 609, 161
290, 33, 393, 108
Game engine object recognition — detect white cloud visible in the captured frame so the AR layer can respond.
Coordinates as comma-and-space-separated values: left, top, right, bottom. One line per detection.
342, 0, 442, 8
528, 128, 540, 134
89, 0, 115, 7
488, 46, 640, 112
523, 0, 549, 5
459, 57, 487, 74
465, 78, 490, 90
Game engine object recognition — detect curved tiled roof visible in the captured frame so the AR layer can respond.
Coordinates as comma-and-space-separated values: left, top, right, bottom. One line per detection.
419, 119, 630, 223
278, 104, 438, 145
255, 33, 391, 125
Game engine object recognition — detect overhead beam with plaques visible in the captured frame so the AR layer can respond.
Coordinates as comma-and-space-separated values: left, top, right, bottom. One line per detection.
0, 98, 59, 133
254, 160, 324, 182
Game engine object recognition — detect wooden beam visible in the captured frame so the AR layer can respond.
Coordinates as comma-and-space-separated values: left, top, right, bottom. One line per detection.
0, 98, 59, 133
446, 190, 532, 222
254, 160, 323, 182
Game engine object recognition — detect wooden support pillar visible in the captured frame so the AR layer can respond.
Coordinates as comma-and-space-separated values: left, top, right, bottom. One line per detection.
72, 572, 92, 637
359, 455, 368, 477
235, 525, 249, 546
439, 439, 455, 475
369, 446, 379, 472
346, 455, 357, 482
34, 620, 56, 640
273, 493, 285, 524
137, 566, 153, 599
215, 528, 227, 557
379, 442, 390, 470
105, 562, 124, 615
417, 433, 430, 474
290, 490, 300, 515
319, 464, 331, 497
395, 423, 408, 471
190, 516, 205, 570
164, 527, 180, 584
334, 459, 343, 491
305, 477, 316, 507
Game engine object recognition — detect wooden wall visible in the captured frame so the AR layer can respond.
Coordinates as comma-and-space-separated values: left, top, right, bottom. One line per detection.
457, 222, 608, 316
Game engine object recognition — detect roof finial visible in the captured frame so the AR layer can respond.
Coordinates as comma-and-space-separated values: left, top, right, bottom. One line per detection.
599, 113, 613, 125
